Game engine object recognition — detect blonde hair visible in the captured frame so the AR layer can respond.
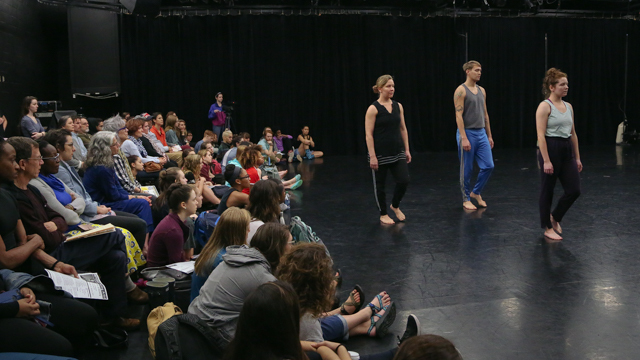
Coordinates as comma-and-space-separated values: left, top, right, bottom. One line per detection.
372, 75, 393, 94
194, 207, 251, 276
463, 60, 482, 72
542, 67, 568, 98
182, 154, 202, 179
222, 130, 233, 140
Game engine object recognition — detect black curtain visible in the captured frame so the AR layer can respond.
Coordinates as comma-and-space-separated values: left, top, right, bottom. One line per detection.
119, 15, 639, 155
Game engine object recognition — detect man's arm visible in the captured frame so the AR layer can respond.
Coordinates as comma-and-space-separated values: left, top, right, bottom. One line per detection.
454, 86, 470, 151
480, 86, 494, 148
0, 220, 44, 270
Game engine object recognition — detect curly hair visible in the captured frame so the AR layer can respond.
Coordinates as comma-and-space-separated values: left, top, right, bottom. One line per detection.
238, 144, 263, 169
542, 67, 568, 99
85, 131, 117, 168
182, 154, 202, 179
277, 243, 334, 317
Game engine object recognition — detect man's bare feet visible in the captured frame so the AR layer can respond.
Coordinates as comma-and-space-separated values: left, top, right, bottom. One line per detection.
551, 215, 562, 234
544, 228, 562, 241
470, 192, 487, 208
463, 201, 477, 211
390, 205, 406, 222
380, 215, 395, 225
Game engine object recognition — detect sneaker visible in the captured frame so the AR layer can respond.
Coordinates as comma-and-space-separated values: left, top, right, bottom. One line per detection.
290, 179, 303, 190
397, 314, 420, 345
288, 151, 295, 163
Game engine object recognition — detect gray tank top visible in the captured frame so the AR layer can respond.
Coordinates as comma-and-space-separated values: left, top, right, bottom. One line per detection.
462, 84, 486, 129
544, 100, 573, 138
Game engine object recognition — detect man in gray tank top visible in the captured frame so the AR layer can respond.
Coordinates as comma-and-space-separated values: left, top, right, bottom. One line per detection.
454, 60, 495, 211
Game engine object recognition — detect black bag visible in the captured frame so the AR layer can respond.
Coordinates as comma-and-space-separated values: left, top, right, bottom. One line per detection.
155, 314, 224, 360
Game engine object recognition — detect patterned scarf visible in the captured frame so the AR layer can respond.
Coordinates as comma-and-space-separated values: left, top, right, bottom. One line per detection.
128, 136, 148, 157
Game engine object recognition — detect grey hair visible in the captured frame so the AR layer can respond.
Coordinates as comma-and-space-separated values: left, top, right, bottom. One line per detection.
85, 131, 117, 168
102, 114, 125, 133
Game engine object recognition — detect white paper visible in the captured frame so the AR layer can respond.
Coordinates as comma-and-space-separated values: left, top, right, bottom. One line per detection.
166, 261, 195, 274
46, 270, 109, 300
140, 185, 160, 197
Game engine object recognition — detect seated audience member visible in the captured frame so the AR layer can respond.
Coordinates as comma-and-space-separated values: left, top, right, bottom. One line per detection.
176, 120, 189, 146
149, 112, 168, 147
141, 117, 182, 166
121, 112, 131, 121
83, 131, 155, 237
56, 116, 82, 170
221, 135, 242, 170
198, 149, 220, 182
279, 244, 418, 347
188, 223, 292, 349
275, 129, 295, 162
3, 137, 140, 329
240, 132, 251, 143
20, 96, 45, 140
296, 125, 324, 161
103, 116, 156, 189
194, 130, 215, 153
258, 129, 283, 164
120, 118, 166, 169
237, 144, 263, 195
44, 130, 151, 267
153, 167, 189, 226
182, 154, 220, 206
393, 335, 462, 360
218, 130, 233, 152
89, 118, 103, 134
0, 269, 98, 357
70, 116, 88, 164
77, 117, 92, 147
216, 165, 250, 215
0, 108, 7, 139
182, 148, 195, 163
191, 207, 251, 300
127, 155, 145, 186
164, 114, 180, 147
146, 184, 197, 267
247, 179, 283, 242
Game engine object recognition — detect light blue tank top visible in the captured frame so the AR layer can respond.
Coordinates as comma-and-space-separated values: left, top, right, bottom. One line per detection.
544, 100, 573, 138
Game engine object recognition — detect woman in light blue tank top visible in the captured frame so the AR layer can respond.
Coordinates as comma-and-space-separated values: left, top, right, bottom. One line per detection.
535, 68, 582, 242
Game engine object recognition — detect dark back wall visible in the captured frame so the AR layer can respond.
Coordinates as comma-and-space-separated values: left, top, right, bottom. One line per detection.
120, 15, 640, 155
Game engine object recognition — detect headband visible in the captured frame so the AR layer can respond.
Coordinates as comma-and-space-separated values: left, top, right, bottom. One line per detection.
229, 165, 242, 184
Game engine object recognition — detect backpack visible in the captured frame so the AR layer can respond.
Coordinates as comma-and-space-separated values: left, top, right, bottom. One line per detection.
194, 210, 220, 249
290, 216, 331, 258
154, 313, 224, 360
259, 164, 281, 180
148, 302, 183, 359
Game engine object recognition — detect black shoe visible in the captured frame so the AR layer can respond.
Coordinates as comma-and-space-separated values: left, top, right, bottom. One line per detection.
397, 314, 420, 345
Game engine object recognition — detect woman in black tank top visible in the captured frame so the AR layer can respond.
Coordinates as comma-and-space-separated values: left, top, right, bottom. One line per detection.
365, 75, 412, 225
218, 164, 250, 215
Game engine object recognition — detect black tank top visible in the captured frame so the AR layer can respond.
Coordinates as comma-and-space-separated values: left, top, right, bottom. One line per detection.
370, 100, 405, 164
217, 187, 242, 215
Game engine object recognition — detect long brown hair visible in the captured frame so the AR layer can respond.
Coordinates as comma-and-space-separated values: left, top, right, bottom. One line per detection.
182, 154, 202, 179
247, 180, 281, 223
194, 208, 251, 277
277, 243, 334, 317
21, 96, 37, 116
250, 223, 290, 273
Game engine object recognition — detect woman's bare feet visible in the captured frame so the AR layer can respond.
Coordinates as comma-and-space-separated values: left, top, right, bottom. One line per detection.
544, 228, 562, 241
390, 205, 406, 222
279, 170, 288, 178
380, 215, 395, 225
463, 201, 477, 211
551, 215, 562, 234
470, 192, 487, 207
340, 289, 361, 315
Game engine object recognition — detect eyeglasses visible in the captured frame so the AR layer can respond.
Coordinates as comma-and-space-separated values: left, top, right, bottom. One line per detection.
118, 126, 128, 132
238, 175, 250, 180
42, 154, 60, 162
28, 156, 43, 161
110, 142, 120, 148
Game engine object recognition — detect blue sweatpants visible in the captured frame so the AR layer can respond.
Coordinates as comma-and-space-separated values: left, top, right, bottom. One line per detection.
457, 129, 494, 202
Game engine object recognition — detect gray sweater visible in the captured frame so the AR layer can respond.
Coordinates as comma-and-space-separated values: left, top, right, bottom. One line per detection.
188, 245, 276, 347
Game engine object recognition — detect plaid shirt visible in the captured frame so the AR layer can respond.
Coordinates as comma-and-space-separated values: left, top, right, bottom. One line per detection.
113, 151, 141, 193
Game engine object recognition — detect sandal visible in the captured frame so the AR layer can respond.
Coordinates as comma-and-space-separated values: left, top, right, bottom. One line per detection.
367, 301, 397, 338
334, 268, 343, 290
340, 285, 365, 315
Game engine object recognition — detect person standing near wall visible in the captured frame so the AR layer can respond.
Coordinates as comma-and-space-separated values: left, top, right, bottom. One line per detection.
454, 60, 495, 211
535, 68, 582, 241
208, 92, 225, 144
365, 75, 411, 225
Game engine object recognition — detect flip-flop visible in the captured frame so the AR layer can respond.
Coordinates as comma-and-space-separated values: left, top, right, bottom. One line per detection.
367, 301, 397, 338
340, 284, 365, 315
334, 268, 343, 289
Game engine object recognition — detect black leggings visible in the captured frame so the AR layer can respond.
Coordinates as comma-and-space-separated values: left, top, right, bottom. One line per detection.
538, 137, 581, 229
372, 160, 410, 216
0, 292, 98, 357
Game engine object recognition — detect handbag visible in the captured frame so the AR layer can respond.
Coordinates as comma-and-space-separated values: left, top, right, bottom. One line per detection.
144, 161, 163, 173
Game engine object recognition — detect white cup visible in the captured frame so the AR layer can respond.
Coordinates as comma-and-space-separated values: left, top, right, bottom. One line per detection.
348, 351, 360, 360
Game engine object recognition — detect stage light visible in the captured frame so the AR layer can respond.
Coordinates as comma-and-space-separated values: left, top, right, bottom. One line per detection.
523, 0, 534, 9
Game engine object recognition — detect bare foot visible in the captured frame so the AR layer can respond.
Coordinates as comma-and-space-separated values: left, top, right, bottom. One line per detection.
390, 205, 406, 222
470, 192, 487, 207
368, 292, 391, 337
340, 289, 360, 315
463, 201, 477, 211
551, 215, 562, 234
380, 215, 395, 225
278, 170, 288, 177
544, 228, 563, 241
